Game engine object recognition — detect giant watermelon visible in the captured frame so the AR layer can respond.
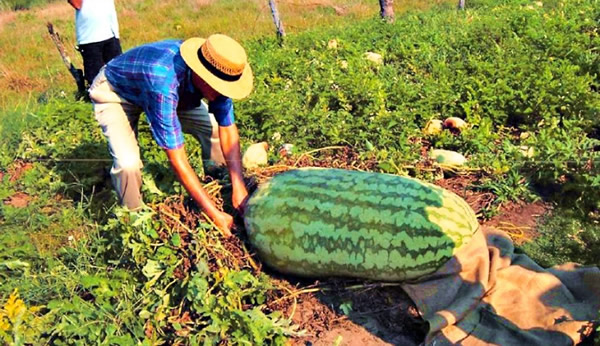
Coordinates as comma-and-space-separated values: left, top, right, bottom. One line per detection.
244, 168, 479, 281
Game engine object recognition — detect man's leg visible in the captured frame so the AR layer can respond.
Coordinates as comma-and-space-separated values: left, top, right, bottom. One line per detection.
102, 37, 122, 65
79, 41, 105, 86
89, 70, 144, 210
178, 102, 227, 173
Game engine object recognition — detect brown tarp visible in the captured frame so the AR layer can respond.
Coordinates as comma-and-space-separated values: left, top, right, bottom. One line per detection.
401, 226, 600, 345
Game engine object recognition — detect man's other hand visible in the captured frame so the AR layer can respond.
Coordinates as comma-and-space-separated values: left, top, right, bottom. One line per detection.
232, 189, 249, 216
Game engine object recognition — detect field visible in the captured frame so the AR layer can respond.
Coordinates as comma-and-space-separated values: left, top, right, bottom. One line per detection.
1, 0, 599, 344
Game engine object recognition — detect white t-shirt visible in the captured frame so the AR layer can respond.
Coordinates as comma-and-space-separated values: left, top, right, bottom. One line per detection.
75, 0, 120, 45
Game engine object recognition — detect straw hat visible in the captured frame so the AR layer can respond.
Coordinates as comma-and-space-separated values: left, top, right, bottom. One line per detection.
180, 34, 253, 100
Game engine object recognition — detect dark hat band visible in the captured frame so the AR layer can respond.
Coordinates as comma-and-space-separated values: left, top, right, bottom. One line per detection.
197, 49, 242, 82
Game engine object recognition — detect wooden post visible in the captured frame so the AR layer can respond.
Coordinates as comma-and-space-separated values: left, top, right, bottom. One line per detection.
47, 22, 86, 94
268, 0, 285, 43
379, 0, 395, 22
458, 0, 465, 10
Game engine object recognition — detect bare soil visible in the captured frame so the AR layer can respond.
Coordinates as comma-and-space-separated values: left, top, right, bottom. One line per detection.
284, 281, 426, 345
3, 161, 34, 208
0, 11, 16, 30
3, 191, 31, 208
6, 160, 33, 182
481, 200, 550, 245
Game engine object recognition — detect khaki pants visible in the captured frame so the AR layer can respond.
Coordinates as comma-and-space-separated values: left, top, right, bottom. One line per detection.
89, 67, 226, 210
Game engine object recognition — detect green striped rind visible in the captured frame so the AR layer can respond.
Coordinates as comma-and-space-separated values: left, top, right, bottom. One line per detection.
244, 168, 479, 281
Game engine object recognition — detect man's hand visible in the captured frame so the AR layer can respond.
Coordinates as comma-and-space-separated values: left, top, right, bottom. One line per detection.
166, 146, 234, 237
212, 211, 234, 237
68, 0, 82, 10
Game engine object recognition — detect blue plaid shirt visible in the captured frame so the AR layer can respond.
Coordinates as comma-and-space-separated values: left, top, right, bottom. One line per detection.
104, 40, 235, 149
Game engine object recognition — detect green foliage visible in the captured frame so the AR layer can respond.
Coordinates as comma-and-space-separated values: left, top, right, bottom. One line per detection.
241, 26, 422, 167
111, 208, 297, 344
0, 105, 36, 169
520, 209, 600, 268
521, 120, 600, 211
46, 270, 145, 345
248, 0, 599, 136
0, 290, 51, 345
185, 271, 290, 345
0, 223, 143, 344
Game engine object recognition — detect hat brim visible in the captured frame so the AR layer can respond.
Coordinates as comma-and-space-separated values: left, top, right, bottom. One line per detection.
180, 37, 253, 100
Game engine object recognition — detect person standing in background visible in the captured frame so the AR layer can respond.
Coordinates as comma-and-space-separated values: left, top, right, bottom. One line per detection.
68, 0, 122, 86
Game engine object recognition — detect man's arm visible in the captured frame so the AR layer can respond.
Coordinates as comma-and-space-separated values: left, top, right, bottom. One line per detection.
219, 124, 249, 213
68, 0, 82, 10
165, 145, 233, 236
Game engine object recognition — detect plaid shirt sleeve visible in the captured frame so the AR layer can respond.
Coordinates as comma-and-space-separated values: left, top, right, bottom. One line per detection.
144, 90, 184, 150
208, 96, 235, 127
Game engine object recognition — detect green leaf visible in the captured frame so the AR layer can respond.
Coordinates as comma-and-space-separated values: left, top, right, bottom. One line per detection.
139, 310, 151, 320
80, 275, 102, 288
142, 260, 163, 278
143, 174, 164, 196
131, 210, 154, 228
171, 233, 182, 247
339, 301, 353, 315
